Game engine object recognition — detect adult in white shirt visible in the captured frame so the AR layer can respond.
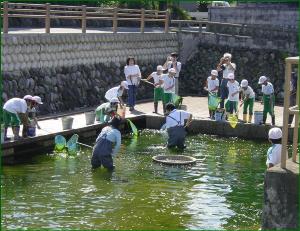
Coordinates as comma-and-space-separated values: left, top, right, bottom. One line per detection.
3, 96, 33, 140
204, 70, 219, 118
124, 57, 141, 111
164, 103, 192, 149
163, 52, 182, 95
258, 76, 275, 125
266, 127, 285, 169
240, 80, 255, 123
145, 65, 164, 114
105, 81, 128, 107
217, 53, 236, 109
226, 73, 239, 116
162, 68, 176, 114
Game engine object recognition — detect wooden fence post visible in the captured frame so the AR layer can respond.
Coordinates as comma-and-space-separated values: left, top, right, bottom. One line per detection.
198, 22, 203, 34
113, 7, 118, 33
3, 1, 8, 33
82, 5, 86, 33
140, 8, 145, 33
45, 3, 50, 33
164, 9, 169, 33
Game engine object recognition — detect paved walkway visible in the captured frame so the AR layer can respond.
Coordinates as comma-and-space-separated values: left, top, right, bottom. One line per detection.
5, 96, 290, 140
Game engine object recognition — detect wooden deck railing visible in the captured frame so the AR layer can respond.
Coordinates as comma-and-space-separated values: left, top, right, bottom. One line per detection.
1, 1, 170, 33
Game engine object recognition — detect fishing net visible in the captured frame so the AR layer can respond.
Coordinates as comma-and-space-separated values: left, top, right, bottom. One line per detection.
172, 94, 183, 109
208, 93, 221, 110
127, 119, 138, 136
54, 135, 66, 151
228, 115, 238, 128
152, 155, 196, 165
66, 134, 79, 155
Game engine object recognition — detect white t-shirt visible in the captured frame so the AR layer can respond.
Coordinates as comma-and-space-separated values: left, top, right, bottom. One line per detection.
162, 74, 175, 93
3, 98, 28, 114
240, 86, 255, 99
207, 76, 219, 93
167, 61, 182, 78
105, 86, 123, 102
266, 144, 282, 167
150, 72, 163, 88
262, 82, 274, 95
124, 65, 141, 85
166, 109, 191, 128
222, 63, 236, 79
227, 81, 240, 101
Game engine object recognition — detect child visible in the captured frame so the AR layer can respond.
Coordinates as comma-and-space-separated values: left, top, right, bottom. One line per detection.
26, 96, 43, 136
146, 65, 164, 114
240, 79, 255, 123
204, 70, 219, 119
95, 98, 119, 123
258, 76, 275, 125
162, 68, 176, 114
266, 127, 283, 169
105, 81, 128, 107
226, 73, 239, 117
163, 52, 182, 95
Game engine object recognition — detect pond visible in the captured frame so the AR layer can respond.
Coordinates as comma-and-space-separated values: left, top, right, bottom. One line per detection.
1, 130, 269, 230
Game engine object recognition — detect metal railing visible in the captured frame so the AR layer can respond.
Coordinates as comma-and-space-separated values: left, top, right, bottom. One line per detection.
1, 1, 170, 33
281, 56, 299, 168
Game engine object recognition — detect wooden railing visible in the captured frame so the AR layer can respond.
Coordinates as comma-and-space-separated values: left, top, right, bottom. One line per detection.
1, 2, 170, 33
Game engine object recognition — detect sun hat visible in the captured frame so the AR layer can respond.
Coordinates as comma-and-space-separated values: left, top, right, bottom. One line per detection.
223, 53, 232, 59
169, 68, 176, 74
110, 97, 120, 103
268, 127, 282, 139
258, 76, 267, 84
241, 79, 248, 87
23, 95, 33, 100
121, 81, 129, 89
157, 65, 163, 71
32, 96, 43, 104
227, 73, 235, 80
211, 70, 218, 76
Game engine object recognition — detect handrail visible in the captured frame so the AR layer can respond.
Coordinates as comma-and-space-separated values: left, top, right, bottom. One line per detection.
1, 1, 170, 34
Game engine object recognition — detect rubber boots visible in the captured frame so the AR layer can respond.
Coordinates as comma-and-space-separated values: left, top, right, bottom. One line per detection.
271, 116, 275, 126
4, 127, 11, 141
262, 114, 267, 125
12, 126, 20, 140
248, 115, 253, 123
153, 102, 158, 114
243, 114, 247, 123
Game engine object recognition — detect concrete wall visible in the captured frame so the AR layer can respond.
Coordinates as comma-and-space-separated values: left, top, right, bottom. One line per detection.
1, 33, 179, 114
209, 6, 298, 29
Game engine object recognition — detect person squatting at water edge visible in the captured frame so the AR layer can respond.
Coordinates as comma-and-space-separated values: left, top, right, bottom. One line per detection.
95, 97, 120, 123
91, 117, 122, 171
217, 52, 236, 109
25, 95, 43, 137
204, 69, 219, 119
225, 73, 239, 118
266, 127, 287, 169
3, 95, 34, 141
124, 56, 141, 112
162, 103, 192, 150
163, 52, 182, 95
104, 80, 129, 107
258, 75, 275, 125
145, 65, 164, 114
239, 79, 255, 123
162, 68, 176, 114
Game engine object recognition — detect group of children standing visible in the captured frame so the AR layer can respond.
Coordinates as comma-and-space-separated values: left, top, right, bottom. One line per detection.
206, 52, 275, 125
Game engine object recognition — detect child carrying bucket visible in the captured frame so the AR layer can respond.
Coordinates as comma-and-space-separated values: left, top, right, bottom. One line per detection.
204, 70, 220, 119
240, 80, 255, 123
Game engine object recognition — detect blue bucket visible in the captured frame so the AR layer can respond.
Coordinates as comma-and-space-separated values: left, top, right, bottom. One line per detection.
27, 127, 36, 137
215, 109, 226, 122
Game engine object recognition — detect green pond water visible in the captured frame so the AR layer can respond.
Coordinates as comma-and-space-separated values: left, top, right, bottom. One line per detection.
1, 130, 270, 230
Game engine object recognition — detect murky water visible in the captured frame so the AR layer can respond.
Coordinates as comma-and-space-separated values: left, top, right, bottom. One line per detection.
1, 130, 269, 230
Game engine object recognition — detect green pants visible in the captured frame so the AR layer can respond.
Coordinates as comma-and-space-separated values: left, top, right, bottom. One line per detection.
154, 87, 163, 103
263, 95, 275, 117
95, 109, 110, 123
225, 100, 238, 114
3, 109, 20, 127
163, 93, 173, 104
243, 98, 254, 115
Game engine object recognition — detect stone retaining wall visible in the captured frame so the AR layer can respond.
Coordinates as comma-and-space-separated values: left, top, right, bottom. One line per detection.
1, 33, 178, 115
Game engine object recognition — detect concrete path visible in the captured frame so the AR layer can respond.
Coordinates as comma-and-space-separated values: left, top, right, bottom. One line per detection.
5, 96, 290, 140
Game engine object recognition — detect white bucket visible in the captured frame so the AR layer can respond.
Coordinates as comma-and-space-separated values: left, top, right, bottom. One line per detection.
254, 111, 264, 125
215, 109, 226, 121
62, 117, 74, 130
85, 111, 95, 125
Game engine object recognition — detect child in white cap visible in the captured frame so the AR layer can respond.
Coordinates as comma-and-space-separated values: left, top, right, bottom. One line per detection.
161, 68, 176, 114
204, 70, 219, 118
105, 81, 128, 107
258, 76, 275, 125
266, 127, 283, 168
225, 73, 239, 117
27, 96, 43, 136
240, 79, 255, 123
146, 65, 164, 114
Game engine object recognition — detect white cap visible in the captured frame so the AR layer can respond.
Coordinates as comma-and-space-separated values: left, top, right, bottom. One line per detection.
258, 76, 267, 84
32, 96, 43, 104
169, 68, 176, 74
110, 97, 120, 103
157, 65, 163, 71
223, 53, 232, 59
241, 79, 248, 87
211, 70, 218, 76
121, 81, 129, 89
268, 127, 282, 139
227, 73, 234, 80
23, 95, 33, 100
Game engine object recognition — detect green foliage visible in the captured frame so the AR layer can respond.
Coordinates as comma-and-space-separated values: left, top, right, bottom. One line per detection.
169, 4, 191, 20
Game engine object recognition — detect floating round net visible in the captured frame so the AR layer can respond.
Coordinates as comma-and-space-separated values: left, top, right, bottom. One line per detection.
152, 155, 197, 165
